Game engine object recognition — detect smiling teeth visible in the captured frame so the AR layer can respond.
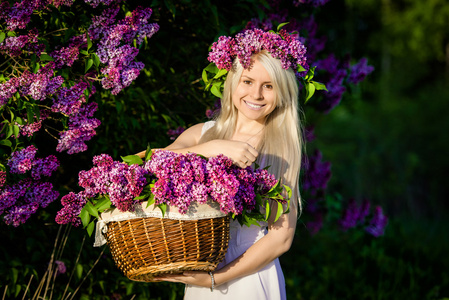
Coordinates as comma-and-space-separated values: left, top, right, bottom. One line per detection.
245, 101, 263, 108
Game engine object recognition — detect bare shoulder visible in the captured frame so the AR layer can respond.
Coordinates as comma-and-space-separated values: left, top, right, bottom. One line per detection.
165, 123, 206, 150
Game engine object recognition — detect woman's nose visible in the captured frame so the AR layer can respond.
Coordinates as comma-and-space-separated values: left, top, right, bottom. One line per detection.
251, 86, 263, 100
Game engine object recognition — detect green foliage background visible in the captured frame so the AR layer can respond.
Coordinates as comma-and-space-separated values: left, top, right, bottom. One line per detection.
1, 0, 449, 299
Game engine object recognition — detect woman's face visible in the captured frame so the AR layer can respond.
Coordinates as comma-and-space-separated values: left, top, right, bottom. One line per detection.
232, 58, 276, 124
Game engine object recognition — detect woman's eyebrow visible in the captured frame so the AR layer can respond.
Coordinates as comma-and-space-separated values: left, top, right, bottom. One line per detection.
241, 75, 272, 84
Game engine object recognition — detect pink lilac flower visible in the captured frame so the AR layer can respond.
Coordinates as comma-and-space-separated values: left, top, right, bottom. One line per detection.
55, 192, 87, 227
18, 120, 43, 137
0, 77, 19, 107
365, 206, 388, 237
0, 170, 6, 188
208, 28, 307, 76
50, 45, 80, 69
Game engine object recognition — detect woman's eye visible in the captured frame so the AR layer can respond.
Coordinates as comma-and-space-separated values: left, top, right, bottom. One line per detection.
264, 84, 273, 89
243, 80, 252, 85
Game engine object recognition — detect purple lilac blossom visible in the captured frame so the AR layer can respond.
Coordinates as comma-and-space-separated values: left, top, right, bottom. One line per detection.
7, 145, 38, 174
314, 54, 348, 113
91, 6, 159, 95
1, 179, 59, 226
339, 198, 371, 231
347, 58, 375, 85
301, 149, 331, 194
365, 206, 388, 237
56, 102, 101, 154
52, 82, 89, 116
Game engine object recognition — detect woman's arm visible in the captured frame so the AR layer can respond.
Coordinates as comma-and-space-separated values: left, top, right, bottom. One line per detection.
154, 207, 297, 288
137, 123, 259, 168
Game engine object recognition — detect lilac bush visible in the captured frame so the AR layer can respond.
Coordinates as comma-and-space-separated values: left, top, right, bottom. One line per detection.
0, 0, 159, 226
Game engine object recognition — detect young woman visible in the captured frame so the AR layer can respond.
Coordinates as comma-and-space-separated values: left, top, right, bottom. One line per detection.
139, 29, 306, 299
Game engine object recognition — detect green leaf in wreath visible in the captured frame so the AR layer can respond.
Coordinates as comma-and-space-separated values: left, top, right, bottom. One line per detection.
0, 139, 12, 147
211, 84, 223, 99
0, 32, 5, 44
312, 80, 328, 91
305, 82, 316, 103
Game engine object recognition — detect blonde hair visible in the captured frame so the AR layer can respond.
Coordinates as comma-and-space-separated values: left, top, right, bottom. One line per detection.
200, 50, 303, 211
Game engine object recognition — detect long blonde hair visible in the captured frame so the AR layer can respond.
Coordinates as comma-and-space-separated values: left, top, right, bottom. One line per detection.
200, 50, 303, 211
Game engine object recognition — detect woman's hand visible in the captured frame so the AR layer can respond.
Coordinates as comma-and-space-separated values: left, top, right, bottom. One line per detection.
207, 139, 258, 168
152, 271, 213, 288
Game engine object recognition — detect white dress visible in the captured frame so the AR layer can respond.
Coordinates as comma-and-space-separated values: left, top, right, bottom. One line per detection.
183, 121, 287, 300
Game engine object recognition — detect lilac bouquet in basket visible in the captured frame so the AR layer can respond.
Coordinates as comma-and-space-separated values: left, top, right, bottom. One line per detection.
56, 148, 291, 235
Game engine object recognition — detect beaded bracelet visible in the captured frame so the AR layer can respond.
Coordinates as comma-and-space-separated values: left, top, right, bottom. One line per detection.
208, 271, 215, 292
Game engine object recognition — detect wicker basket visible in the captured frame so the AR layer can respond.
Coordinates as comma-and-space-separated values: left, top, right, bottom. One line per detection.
98, 201, 230, 282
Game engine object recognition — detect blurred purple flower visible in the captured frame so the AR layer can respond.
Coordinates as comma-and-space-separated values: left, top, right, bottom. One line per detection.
365, 206, 388, 237
347, 57, 375, 85
301, 149, 331, 194
339, 198, 371, 231
167, 126, 185, 141
55, 260, 67, 275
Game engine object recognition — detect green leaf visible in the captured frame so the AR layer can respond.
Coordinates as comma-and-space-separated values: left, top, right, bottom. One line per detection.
92, 53, 100, 67
39, 54, 54, 61
305, 82, 316, 103
297, 65, 306, 73
13, 125, 19, 138
312, 81, 328, 91
86, 221, 95, 236
210, 84, 223, 99
86, 33, 92, 51
277, 22, 289, 32
0, 139, 12, 147
84, 201, 99, 218
121, 154, 143, 166
0, 32, 5, 44
76, 264, 83, 280
80, 50, 89, 56
94, 196, 112, 212
213, 69, 227, 79
274, 202, 284, 222
145, 143, 152, 161
79, 207, 91, 228
264, 199, 271, 221
85, 58, 93, 73
25, 104, 34, 123
158, 203, 167, 217
146, 193, 155, 207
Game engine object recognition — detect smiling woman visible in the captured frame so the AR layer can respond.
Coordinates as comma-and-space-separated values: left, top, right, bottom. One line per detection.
140, 29, 306, 299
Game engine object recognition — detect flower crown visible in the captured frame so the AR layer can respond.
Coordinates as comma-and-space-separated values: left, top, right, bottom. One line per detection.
202, 24, 326, 102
